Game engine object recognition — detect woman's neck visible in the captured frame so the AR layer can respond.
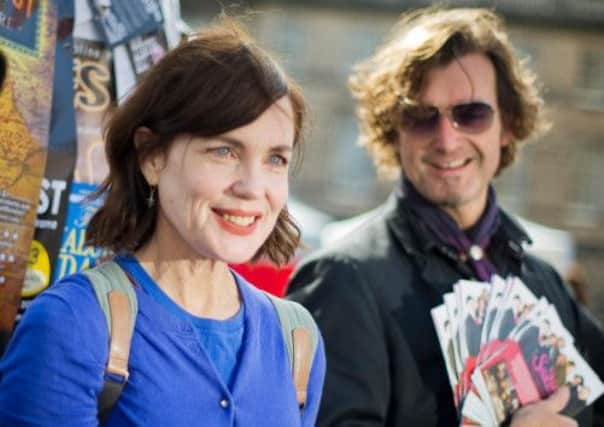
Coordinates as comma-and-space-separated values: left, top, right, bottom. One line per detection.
134, 240, 241, 320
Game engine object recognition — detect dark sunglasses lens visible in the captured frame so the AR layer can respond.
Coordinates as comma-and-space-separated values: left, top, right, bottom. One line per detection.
451, 103, 494, 132
403, 106, 439, 133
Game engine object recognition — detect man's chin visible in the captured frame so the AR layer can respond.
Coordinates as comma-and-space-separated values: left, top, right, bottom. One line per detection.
419, 189, 466, 208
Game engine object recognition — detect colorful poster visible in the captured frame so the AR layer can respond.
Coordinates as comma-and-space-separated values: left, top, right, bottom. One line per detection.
22, 0, 77, 314
51, 0, 114, 283
111, 0, 166, 101
0, 0, 58, 351
55, 182, 110, 279
52, 0, 179, 283
72, 37, 112, 184
88, 0, 163, 47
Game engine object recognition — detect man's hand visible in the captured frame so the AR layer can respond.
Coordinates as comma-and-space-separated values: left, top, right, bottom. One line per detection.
510, 387, 577, 427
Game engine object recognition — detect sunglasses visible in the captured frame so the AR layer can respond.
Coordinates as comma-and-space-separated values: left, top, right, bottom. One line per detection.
401, 101, 495, 135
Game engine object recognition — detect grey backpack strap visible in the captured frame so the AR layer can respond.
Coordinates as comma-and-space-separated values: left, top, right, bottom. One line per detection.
82, 261, 138, 426
83, 261, 138, 335
264, 292, 318, 410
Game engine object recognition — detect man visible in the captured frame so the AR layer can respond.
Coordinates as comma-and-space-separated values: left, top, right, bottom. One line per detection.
287, 7, 604, 427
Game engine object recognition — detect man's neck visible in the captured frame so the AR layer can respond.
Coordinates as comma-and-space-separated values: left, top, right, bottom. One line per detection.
440, 198, 488, 230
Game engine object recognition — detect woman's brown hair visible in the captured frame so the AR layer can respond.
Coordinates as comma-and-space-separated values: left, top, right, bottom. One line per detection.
86, 17, 306, 265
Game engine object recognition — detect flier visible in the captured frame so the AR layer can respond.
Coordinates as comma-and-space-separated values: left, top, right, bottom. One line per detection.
23, 0, 77, 314
53, 0, 181, 283
53, 0, 114, 281
88, 0, 163, 47
432, 276, 604, 425
0, 0, 58, 351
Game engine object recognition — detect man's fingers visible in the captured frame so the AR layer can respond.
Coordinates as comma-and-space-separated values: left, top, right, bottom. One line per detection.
510, 387, 578, 427
540, 386, 570, 413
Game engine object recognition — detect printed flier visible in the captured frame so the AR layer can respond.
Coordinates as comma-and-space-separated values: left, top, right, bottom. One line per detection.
88, 0, 163, 47
50, 1, 114, 284
72, 37, 113, 184
432, 276, 604, 425
23, 0, 77, 313
54, 182, 111, 280
0, 0, 58, 352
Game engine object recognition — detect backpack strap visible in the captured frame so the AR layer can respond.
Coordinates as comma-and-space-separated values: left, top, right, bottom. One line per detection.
83, 262, 318, 420
264, 292, 319, 410
82, 261, 138, 426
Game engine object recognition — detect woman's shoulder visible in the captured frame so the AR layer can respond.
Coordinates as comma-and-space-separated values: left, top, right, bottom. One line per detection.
37, 272, 101, 313
0, 273, 108, 425
18, 272, 108, 347
3, 272, 109, 379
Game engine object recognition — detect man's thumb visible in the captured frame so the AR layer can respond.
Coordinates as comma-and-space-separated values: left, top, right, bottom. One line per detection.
541, 386, 571, 413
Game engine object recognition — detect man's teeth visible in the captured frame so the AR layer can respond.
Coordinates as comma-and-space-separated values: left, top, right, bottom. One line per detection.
441, 159, 466, 168
222, 214, 255, 226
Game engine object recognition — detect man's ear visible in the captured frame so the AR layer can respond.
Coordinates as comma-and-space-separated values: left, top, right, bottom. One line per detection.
501, 130, 513, 147
135, 127, 164, 186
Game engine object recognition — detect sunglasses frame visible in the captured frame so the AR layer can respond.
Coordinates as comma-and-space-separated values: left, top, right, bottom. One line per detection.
401, 101, 495, 136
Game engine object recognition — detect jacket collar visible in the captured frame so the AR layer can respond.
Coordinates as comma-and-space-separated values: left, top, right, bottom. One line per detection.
385, 191, 532, 281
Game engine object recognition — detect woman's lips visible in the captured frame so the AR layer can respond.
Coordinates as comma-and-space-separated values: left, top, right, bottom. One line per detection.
212, 208, 262, 236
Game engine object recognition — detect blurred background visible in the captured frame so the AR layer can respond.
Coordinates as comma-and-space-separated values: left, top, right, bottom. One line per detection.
181, 0, 604, 323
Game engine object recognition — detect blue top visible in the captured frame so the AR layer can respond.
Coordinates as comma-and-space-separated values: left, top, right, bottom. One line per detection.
123, 254, 245, 388
0, 256, 325, 427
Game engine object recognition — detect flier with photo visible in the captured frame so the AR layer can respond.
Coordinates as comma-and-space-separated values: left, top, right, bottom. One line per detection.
431, 276, 604, 425
431, 304, 460, 396
88, 0, 163, 47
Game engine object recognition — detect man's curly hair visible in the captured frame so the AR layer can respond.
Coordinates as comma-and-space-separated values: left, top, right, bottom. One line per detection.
349, 7, 551, 179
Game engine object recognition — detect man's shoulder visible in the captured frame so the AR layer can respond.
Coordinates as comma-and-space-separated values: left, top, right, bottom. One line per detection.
288, 202, 418, 301
522, 250, 562, 279
317, 196, 411, 257
304, 205, 406, 269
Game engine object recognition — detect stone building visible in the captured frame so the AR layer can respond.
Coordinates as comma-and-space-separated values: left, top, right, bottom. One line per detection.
182, 0, 604, 321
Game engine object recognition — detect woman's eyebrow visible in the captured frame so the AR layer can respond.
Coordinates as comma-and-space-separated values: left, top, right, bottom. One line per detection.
215, 135, 293, 153
213, 135, 245, 148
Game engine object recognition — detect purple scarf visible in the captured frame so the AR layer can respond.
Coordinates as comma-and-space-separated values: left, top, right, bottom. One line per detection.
402, 179, 500, 282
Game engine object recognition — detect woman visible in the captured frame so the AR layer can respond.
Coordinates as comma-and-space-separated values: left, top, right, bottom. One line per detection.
0, 18, 325, 426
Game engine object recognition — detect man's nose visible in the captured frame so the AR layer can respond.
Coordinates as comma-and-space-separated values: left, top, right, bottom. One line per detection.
433, 113, 463, 151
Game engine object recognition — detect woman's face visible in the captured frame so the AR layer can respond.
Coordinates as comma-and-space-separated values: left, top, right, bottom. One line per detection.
142, 96, 295, 264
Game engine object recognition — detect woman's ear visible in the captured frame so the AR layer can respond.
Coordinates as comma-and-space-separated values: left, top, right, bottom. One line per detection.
135, 127, 165, 186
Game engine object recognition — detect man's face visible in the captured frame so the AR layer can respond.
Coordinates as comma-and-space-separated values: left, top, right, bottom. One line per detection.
397, 53, 510, 228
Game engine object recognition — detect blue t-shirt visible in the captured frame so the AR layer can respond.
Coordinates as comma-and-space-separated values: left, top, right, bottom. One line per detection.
121, 254, 244, 388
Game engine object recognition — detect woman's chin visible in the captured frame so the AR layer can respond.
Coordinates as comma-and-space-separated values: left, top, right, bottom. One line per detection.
217, 250, 257, 266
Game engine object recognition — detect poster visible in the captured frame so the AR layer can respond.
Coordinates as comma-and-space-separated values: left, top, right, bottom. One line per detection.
53, 0, 114, 280
53, 0, 174, 281
0, 0, 58, 350
22, 0, 77, 315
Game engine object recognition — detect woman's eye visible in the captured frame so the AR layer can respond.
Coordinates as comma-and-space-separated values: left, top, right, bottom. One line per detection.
269, 154, 288, 167
212, 147, 233, 158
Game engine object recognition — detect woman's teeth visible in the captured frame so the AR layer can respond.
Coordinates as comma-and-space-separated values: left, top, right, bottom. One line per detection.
222, 214, 255, 226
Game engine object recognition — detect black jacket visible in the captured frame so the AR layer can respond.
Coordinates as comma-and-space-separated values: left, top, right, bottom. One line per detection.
287, 194, 604, 427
